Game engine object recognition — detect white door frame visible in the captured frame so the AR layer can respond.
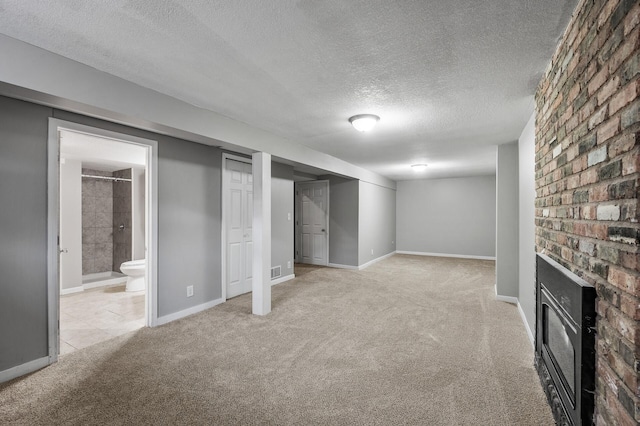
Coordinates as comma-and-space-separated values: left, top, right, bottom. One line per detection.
294, 180, 329, 266
47, 118, 159, 364
221, 152, 252, 302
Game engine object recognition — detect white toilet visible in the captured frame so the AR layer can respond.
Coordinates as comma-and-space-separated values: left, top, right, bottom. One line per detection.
120, 259, 146, 292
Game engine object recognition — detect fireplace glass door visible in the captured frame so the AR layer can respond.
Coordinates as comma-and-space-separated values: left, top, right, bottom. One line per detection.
543, 303, 576, 401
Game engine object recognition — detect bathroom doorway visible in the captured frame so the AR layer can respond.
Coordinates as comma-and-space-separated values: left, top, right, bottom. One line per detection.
47, 119, 158, 360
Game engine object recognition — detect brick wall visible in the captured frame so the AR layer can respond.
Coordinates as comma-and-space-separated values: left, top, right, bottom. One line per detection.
535, 0, 639, 424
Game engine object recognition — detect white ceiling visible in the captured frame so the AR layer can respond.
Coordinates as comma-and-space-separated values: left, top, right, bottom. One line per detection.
60, 130, 146, 171
0, 0, 577, 181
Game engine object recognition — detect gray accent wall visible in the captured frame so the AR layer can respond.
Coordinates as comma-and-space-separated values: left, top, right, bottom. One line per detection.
0, 96, 51, 372
327, 176, 359, 267
358, 181, 396, 265
518, 115, 536, 336
271, 162, 294, 278
396, 176, 496, 257
155, 137, 221, 315
496, 142, 519, 298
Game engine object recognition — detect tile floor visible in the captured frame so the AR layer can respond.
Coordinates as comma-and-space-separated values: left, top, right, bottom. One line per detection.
59, 284, 145, 355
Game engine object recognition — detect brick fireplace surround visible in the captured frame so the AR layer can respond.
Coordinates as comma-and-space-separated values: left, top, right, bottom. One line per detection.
535, 0, 639, 423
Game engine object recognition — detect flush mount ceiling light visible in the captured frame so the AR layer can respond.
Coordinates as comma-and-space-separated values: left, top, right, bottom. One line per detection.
349, 114, 380, 132
411, 164, 428, 171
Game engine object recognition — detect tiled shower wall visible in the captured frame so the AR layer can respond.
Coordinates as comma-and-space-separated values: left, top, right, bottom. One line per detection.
113, 168, 132, 270
81, 168, 132, 275
82, 169, 114, 275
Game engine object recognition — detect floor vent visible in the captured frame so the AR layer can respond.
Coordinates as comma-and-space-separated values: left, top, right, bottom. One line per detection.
271, 265, 282, 280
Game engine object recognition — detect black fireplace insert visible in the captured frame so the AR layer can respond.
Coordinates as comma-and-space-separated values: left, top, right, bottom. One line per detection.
535, 253, 596, 425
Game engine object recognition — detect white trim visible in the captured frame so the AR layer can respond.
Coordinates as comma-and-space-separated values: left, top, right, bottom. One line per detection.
517, 300, 535, 347
494, 284, 518, 304
252, 152, 272, 315
156, 298, 224, 326
271, 274, 295, 286
396, 251, 496, 261
221, 153, 252, 303
357, 251, 396, 270
82, 278, 127, 290
0, 356, 50, 384
60, 286, 83, 295
328, 263, 359, 270
46, 120, 60, 365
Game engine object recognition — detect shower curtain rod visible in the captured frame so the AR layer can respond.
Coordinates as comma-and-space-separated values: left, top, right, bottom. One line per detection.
81, 174, 132, 183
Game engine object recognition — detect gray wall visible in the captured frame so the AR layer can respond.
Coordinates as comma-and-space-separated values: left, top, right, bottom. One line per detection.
358, 181, 396, 265
154, 135, 221, 315
396, 176, 496, 257
496, 142, 519, 298
271, 162, 294, 278
518, 115, 536, 336
0, 96, 51, 372
327, 176, 359, 267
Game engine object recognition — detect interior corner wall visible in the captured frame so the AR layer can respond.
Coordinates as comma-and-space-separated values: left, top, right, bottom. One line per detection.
518, 113, 536, 335
496, 142, 519, 298
358, 181, 396, 266
0, 96, 51, 373
396, 176, 497, 258
271, 162, 294, 278
327, 175, 359, 267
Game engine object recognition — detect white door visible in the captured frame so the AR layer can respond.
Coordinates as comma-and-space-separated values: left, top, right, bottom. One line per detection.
226, 159, 253, 298
296, 181, 328, 265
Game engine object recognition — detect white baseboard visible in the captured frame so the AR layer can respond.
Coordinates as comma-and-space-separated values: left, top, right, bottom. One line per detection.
0, 356, 50, 384
358, 251, 396, 270
328, 263, 359, 270
60, 286, 84, 295
60, 279, 127, 296
271, 274, 295, 286
83, 278, 126, 290
517, 300, 535, 347
156, 297, 224, 326
396, 251, 496, 261
494, 285, 518, 304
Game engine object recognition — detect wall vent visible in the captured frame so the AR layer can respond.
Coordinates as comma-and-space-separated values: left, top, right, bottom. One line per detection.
271, 265, 281, 280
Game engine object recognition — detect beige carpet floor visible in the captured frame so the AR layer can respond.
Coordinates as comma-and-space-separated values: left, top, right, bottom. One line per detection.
0, 255, 553, 425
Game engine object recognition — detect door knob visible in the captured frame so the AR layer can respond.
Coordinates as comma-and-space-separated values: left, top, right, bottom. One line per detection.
321, 229, 325, 232
59, 248, 68, 253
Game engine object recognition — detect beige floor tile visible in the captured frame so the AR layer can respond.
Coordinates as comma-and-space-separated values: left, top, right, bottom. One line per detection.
59, 284, 145, 355
59, 340, 77, 355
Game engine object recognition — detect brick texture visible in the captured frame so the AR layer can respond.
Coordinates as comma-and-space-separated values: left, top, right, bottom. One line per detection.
535, 0, 640, 424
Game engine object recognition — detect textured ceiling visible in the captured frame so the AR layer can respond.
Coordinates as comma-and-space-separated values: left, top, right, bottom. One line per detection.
0, 0, 577, 180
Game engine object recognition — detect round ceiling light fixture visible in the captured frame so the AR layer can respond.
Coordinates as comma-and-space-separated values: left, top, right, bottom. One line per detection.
349, 114, 380, 132
411, 164, 428, 171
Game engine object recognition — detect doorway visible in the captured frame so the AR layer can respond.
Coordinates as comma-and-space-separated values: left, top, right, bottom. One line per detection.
222, 154, 253, 299
47, 119, 158, 362
295, 180, 329, 266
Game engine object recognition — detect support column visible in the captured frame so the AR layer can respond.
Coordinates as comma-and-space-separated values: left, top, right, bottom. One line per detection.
252, 152, 271, 315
